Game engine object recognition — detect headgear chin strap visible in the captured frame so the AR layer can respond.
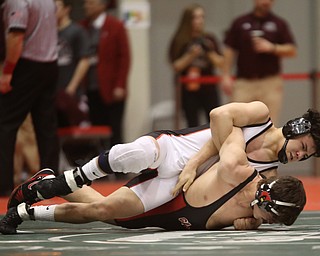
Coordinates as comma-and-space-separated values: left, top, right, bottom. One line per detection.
250, 180, 299, 216
278, 139, 289, 164
278, 117, 312, 164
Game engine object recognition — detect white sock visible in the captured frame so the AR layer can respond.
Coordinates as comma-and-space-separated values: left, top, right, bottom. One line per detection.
81, 156, 108, 180
32, 205, 57, 221
17, 203, 31, 221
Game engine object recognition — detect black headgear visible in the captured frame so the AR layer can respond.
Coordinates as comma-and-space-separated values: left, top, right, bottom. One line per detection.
282, 117, 312, 139
278, 117, 312, 164
250, 180, 299, 216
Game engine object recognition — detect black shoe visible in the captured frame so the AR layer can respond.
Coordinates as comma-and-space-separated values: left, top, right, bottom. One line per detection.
0, 205, 23, 235
7, 169, 55, 209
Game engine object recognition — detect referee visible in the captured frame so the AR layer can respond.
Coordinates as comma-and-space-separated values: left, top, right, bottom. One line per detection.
0, 0, 59, 196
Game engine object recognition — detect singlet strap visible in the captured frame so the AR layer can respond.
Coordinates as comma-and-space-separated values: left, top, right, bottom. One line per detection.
211, 169, 258, 211
245, 119, 272, 146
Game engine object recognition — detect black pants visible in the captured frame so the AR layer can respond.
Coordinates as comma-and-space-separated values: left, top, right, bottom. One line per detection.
182, 85, 221, 127
0, 58, 59, 196
87, 90, 125, 147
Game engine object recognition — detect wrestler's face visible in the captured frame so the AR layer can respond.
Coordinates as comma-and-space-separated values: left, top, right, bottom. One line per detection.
285, 134, 316, 163
252, 204, 274, 224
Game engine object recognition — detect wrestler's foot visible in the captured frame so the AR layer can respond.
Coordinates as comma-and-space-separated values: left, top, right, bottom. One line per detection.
7, 168, 56, 209
0, 204, 26, 235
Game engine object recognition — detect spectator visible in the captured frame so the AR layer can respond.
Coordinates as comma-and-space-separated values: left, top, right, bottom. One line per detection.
81, 0, 131, 146
14, 114, 40, 186
221, 0, 297, 125
55, 0, 90, 128
0, 0, 59, 196
0, 0, 4, 65
0, 1, 40, 187
168, 3, 223, 127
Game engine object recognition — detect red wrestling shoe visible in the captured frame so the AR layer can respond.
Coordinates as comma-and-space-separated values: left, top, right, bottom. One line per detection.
7, 168, 56, 209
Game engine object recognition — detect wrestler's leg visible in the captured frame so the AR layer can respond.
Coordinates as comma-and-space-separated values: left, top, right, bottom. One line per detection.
56, 187, 143, 223
27, 187, 144, 224
8, 136, 161, 208
0, 173, 174, 234
62, 185, 104, 203
127, 172, 179, 212
0, 186, 144, 234
63, 154, 180, 213
45, 136, 160, 193
35, 173, 178, 222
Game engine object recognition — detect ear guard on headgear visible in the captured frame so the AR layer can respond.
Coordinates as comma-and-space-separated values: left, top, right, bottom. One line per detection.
278, 117, 312, 164
282, 117, 312, 139
250, 180, 299, 216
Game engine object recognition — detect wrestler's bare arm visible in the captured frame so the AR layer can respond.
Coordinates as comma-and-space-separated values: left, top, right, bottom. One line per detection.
174, 101, 269, 194
218, 127, 262, 230
210, 101, 270, 150
172, 139, 218, 196
218, 127, 253, 186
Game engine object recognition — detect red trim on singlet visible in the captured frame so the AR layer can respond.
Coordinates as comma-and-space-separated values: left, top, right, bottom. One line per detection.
117, 193, 186, 222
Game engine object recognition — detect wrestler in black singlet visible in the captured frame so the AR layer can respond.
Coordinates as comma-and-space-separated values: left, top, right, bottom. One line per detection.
115, 170, 258, 231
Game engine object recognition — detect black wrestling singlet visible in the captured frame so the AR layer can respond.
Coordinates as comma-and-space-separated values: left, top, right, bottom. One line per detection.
116, 170, 258, 230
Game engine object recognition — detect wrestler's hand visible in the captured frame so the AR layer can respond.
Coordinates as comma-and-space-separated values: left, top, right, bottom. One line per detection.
172, 162, 197, 197
233, 217, 262, 230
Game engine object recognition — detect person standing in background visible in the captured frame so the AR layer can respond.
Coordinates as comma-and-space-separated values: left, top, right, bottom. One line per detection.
0, 1, 40, 187
0, 0, 59, 196
55, 0, 90, 127
0, 0, 4, 66
81, 0, 131, 146
14, 114, 40, 187
168, 3, 223, 128
221, 0, 297, 125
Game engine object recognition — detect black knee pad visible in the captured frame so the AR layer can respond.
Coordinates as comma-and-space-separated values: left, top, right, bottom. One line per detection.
35, 175, 73, 199
98, 150, 114, 174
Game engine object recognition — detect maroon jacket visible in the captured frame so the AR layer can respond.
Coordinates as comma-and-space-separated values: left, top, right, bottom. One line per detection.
0, 7, 5, 62
82, 15, 131, 104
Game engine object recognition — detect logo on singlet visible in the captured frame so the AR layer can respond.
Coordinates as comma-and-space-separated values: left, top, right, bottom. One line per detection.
178, 217, 192, 230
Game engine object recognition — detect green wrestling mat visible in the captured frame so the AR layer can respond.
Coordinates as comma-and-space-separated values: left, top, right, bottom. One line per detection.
0, 211, 319, 256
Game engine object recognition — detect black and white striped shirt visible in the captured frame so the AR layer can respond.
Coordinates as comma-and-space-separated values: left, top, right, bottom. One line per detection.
3, 0, 58, 62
